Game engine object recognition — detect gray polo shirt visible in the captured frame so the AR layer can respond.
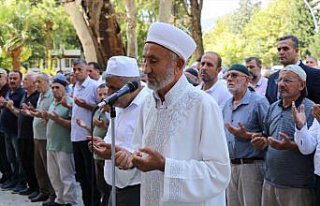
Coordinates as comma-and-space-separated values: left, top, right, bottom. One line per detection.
223, 89, 269, 159
33, 90, 53, 140
264, 96, 315, 188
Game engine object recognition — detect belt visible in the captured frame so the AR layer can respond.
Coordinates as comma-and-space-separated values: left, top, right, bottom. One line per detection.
231, 157, 264, 164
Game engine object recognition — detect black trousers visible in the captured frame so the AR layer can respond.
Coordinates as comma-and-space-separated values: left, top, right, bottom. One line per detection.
18, 138, 38, 190
108, 184, 140, 206
73, 141, 101, 206
0, 131, 12, 179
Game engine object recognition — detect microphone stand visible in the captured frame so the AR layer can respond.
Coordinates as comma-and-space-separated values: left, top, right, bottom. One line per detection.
91, 105, 116, 206
109, 104, 116, 206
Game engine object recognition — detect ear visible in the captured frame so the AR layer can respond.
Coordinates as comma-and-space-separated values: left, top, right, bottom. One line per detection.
176, 58, 185, 70
216, 67, 222, 73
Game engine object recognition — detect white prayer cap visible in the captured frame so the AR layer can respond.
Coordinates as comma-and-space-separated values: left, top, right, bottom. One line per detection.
281, 64, 306, 81
0, 68, 7, 75
146, 22, 196, 62
106, 56, 140, 77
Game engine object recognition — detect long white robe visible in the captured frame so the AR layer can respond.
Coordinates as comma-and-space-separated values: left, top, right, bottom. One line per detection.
132, 75, 231, 206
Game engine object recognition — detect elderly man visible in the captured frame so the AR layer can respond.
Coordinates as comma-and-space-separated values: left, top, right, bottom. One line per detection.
0, 70, 26, 191
27, 73, 55, 203
198, 51, 231, 110
222, 64, 269, 206
6, 73, 40, 197
292, 96, 320, 205
115, 22, 230, 206
71, 59, 100, 206
266, 35, 320, 104
245, 57, 268, 96
44, 76, 77, 206
92, 56, 149, 206
252, 64, 316, 206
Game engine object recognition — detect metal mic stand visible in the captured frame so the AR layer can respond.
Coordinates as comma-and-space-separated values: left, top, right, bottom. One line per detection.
109, 104, 116, 206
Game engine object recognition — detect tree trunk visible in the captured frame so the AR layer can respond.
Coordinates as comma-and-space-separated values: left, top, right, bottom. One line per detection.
62, 0, 125, 69
190, 0, 204, 61
125, 0, 137, 58
159, 0, 174, 23
10, 46, 23, 70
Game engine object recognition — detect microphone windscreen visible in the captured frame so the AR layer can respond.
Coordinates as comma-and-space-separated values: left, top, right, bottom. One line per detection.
127, 81, 139, 92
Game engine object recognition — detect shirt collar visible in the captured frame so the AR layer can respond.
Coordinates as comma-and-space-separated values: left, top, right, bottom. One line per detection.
278, 94, 304, 109
232, 89, 251, 109
76, 76, 91, 88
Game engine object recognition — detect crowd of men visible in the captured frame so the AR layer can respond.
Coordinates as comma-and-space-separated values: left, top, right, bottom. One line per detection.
0, 22, 319, 206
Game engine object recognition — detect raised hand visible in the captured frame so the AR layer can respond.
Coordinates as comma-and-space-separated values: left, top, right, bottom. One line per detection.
291, 102, 305, 130
115, 149, 133, 170
251, 134, 268, 150
225, 122, 252, 139
132, 147, 165, 172
312, 104, 320, 123
76, 118, 91, 134
267, 132, 296, 151
74, 97, 86, 108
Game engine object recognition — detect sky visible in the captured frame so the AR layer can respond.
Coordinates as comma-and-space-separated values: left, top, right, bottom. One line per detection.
201, 0, 272, 32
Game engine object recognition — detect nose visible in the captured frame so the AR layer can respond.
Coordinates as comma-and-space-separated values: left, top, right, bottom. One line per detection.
143, 62, 151, 74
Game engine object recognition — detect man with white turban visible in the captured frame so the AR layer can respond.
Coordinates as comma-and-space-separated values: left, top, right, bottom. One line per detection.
115, 22, 231, 206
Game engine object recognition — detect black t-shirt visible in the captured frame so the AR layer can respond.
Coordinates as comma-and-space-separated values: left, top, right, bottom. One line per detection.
17, 91, 39, 139
0, 87, 26, 135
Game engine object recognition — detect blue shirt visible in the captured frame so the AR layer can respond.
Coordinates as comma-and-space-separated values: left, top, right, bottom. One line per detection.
223, 89, 269, 159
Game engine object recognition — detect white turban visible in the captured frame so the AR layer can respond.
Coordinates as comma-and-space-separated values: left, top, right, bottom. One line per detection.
146, 22, 196, 62
106, 56, 140, 77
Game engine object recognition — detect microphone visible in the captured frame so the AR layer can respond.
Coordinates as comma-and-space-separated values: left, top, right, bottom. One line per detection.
97, 81, 139, 108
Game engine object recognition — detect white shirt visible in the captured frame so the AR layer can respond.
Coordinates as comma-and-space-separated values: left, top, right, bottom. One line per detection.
295, 119, 320, 176
133, 75, 230, 206
95, 76, 105, 86
71, 76, 99, 142
254, 76, 268, 96
197, 80, 231, 111
104, 87, 149, 188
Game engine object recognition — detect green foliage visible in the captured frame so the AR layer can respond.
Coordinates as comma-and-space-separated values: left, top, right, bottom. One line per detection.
0, 0, 79, 70
204, 0, 319, 68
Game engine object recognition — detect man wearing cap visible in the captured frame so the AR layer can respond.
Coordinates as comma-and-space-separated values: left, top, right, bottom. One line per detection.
43, 76, 77, 206
266, 35, 320, 104
91, 56, 149, 206
222, 64, 269, 206
198, 51, 231, 111
115, 22, 230, 206
252, 64, 316, 205
71, 58, 100, 206
0, 68, 11, 185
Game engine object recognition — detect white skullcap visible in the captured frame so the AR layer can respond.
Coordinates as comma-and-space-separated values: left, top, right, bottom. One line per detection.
106, 56, 140, 77
146, 22, 196, 62
0, 68, 7, 75
281, 64, 306, 81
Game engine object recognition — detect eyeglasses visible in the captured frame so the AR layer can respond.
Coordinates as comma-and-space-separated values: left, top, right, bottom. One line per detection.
225, 73, 247, 79
275, 78, 295, 84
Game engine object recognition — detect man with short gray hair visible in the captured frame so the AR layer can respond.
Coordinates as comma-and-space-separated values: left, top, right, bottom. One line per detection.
71, 59, 101, 206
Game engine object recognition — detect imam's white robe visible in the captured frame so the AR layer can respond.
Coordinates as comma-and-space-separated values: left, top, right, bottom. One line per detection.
132, 75, 231, 206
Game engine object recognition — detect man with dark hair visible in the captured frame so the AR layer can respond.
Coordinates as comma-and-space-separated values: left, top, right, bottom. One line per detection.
88, 62, 104, 85
245, 56, 268, 95
266, 35, 320, 104
0, 70, 26, 192
198, 51, 231, 110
